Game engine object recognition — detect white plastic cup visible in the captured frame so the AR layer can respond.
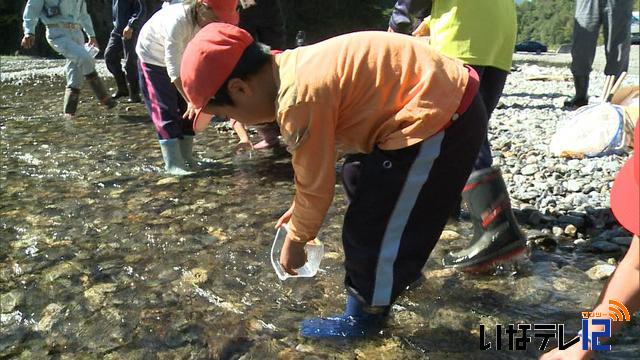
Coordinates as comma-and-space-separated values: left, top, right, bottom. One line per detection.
270, 224, 324, 281
84, 44, 99, 58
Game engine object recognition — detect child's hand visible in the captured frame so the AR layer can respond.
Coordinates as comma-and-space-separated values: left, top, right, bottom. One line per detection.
183, 102, 198, 120
87, 37, 99, 50
275, 203, 294, 229
280, 237, 307, 275
122, 25, 134, 40
21, 34, 35, 49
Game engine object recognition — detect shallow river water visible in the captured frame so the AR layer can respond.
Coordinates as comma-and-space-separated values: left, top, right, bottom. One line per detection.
1, 58, 638, 359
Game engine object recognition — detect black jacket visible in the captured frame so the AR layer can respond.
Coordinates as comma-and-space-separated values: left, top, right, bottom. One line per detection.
388, 0, 432, 34
112, 0, 146, 34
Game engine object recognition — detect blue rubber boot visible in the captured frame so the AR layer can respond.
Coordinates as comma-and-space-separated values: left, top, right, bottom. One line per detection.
299, 294, 389, 339
178, 135, 198, 169
158, 139, 194, 176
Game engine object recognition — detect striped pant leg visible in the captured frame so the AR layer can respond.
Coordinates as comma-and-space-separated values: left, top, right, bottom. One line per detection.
138, 62, 185, 140
341, 95, 487, 306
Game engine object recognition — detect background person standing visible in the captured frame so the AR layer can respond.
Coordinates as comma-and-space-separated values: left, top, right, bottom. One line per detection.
22, 0, 116, 117
104, 0, 146, 103
238, 0, 286, 150
389, 0, 526, 272
564, 0, 634, 109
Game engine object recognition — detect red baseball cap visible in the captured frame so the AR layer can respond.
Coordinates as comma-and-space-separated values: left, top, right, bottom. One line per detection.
610, 124, 639, 235
202, 0, 239, 26
181, 23, 254, 132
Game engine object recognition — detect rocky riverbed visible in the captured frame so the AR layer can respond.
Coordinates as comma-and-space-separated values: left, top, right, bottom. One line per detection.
1, 46, 638, 359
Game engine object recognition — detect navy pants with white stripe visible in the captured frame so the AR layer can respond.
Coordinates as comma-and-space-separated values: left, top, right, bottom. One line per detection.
341, 94, 487, 306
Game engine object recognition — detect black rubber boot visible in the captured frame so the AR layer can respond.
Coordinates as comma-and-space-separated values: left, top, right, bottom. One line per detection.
127, 78, 141, 103
563, 75, 589, 110
111, 73, 129, 99
442, 167, 526, 272
63, 87, 80, 116
85, 72, 117, 109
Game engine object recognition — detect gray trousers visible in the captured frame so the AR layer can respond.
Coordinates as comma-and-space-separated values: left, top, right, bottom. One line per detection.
571, 0, 633, 77
45, 27, 96, 89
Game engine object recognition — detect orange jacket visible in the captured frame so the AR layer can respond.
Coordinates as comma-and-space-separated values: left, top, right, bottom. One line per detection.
274, 31, 468, 243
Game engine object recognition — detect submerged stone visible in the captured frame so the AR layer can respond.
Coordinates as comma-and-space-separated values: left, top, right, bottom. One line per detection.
585, 264, 616, 280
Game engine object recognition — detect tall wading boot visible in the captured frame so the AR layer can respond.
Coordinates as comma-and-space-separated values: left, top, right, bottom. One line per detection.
563, 75, 589, 110
63, 87, 80, 117
442, 167, 526, 272
158, 139, 194, 176
299, 294, 389, 339
127, 78, 142, 103
111, 72, 129, 99
85, 72, 117, 109
178, 135, 198, 169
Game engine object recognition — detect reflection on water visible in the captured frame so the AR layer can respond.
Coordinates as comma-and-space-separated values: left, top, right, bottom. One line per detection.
1, 62, 638, 359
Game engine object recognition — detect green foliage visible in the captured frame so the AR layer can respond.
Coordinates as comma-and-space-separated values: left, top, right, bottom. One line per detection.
517, 0, 575, 49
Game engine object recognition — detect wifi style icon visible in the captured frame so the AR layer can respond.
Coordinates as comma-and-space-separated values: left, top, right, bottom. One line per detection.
609, 299, 631, 322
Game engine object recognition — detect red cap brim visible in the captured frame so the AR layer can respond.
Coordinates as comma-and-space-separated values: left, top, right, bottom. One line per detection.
611, 154, 640, 235
193, 107, 214, 133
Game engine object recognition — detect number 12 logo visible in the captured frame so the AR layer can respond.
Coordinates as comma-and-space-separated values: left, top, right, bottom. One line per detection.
581, 319, 611, 351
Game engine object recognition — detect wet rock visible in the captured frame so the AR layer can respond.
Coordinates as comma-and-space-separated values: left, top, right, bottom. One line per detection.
573, 239, 588, 247
104, 349, 152, 360
439, 230, 460, 241
323, 252, 341, 260
44, 261, 81, 283
181, 268, 208, 285
36, 303, 65, 332
585, 264, 616, 280
611, 237, 632, 247
156, 177, 179, 185
84, 283, 117, 311
591, 241, 621, 253
248, 318, 277, 333
0, 311, 29, 355
564, 224, 577, 237
552, 226, 564, 237
295, 344, 315, 353
424, 268, 457, 278
0, 290, 24, 312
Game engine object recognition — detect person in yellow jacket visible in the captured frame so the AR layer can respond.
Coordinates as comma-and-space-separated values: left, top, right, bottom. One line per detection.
389, 0, 526, 272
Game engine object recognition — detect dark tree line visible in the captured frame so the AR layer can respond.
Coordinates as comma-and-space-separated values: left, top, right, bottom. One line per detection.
0, 0, 396, 56
517, 0, 640, 49
3, 1, 636, 56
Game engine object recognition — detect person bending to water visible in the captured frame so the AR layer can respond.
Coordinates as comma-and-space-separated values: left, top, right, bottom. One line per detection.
135, 0, 243, 176
181, 23, 487, 338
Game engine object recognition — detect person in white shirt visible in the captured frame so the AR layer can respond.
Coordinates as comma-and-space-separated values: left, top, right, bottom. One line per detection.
136, 0, 239, 175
